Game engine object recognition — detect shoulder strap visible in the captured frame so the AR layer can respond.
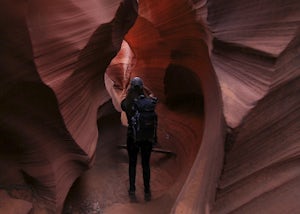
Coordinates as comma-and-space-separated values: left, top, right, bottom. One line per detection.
135, 95, 157, 110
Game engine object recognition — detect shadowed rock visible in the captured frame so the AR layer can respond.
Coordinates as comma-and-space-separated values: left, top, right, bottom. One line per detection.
0, 0, 299, 213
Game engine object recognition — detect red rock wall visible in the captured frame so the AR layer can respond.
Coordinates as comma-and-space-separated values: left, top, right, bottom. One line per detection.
208, 0, 300, 213
0, 0, 138, 213
0, 0, 299, 213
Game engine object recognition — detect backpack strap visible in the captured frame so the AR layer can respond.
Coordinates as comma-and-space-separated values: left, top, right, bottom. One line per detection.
134, 95, 157, 111
131, 95, 158, 143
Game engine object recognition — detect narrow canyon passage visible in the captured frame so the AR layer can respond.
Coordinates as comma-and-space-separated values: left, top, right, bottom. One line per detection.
0, 0, 299, 213
63, 101, 202, 214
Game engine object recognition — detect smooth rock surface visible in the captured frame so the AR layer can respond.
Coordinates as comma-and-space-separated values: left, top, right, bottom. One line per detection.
0, 0, 299, 213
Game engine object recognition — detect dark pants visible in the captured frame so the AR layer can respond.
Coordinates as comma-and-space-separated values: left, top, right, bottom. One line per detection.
127, 135, 152, 192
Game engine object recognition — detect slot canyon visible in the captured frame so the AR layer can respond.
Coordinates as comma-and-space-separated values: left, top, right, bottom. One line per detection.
0, 0, 299, 213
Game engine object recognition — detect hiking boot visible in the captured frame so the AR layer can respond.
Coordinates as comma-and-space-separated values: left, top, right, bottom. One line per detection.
128, 188, 136, 196
144, 190, 151, 201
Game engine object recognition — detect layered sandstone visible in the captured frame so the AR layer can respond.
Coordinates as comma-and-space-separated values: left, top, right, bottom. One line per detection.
0, 0, 299, 213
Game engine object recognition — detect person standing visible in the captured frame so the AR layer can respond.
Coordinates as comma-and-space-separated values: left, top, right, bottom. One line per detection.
121, 77, 157, 201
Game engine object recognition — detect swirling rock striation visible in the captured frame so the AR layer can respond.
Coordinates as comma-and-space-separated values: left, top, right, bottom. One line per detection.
0, 0, 138, 213
208, 0, 300, 213
0, 0, 299, 213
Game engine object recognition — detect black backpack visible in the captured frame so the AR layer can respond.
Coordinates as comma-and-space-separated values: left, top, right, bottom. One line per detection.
131, 95, 157, 142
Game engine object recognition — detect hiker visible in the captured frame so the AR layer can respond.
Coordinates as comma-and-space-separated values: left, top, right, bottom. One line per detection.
121, 77, 158, 200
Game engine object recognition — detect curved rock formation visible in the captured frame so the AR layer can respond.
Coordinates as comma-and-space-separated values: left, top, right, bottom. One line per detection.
0, 0, 299, 213
0, 0, 138, 213
208, 1, 300, 213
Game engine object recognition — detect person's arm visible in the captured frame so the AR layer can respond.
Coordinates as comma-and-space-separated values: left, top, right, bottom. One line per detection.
121, 88, 131, 111
153, 113, 158, 146
121, 98, 127, 111
143, 85, 154, 97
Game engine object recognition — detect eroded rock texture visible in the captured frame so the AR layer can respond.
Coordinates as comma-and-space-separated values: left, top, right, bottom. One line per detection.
0, 0, 138, 213
0, 0, 299, 213
208, 1, 300, 213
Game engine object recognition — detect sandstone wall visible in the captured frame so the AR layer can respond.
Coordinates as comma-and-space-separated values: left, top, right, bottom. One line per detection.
0, 0, 299, 213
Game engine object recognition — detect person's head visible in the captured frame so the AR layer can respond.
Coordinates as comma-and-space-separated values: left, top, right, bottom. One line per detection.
130, 77, 143, 90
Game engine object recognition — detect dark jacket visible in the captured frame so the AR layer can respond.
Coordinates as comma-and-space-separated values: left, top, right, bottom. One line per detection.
121, 87, 144, 128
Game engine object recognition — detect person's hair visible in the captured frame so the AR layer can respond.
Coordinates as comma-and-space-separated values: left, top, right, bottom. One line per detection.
126, 86, 144, 103
130, 77, 143, 89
